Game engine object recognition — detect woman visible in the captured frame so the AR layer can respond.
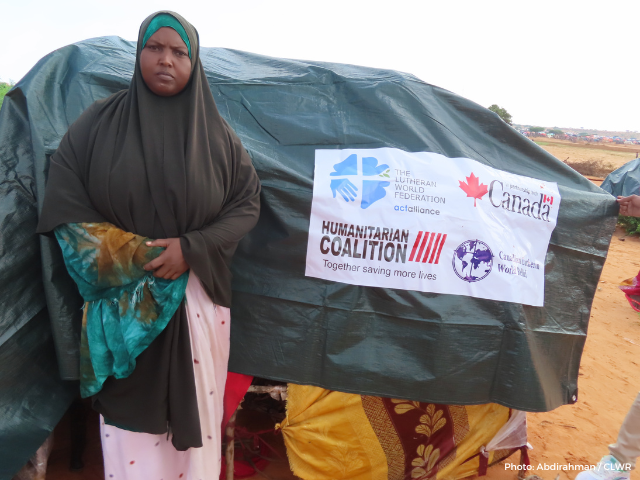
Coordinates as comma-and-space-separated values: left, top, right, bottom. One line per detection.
36, 11, 261, 479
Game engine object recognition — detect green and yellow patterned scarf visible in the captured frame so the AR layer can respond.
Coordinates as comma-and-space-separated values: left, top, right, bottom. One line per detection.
55, 222, 188, 397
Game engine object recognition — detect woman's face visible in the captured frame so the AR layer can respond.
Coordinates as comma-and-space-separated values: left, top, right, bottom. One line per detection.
140, 27, 192, 96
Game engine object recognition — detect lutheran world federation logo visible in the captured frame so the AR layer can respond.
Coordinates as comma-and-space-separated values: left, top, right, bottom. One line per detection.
452, 240, 494, 282
329, 154, 391, 209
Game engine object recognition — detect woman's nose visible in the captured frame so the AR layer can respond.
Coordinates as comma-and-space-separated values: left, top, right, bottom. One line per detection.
159, 52, 172, 66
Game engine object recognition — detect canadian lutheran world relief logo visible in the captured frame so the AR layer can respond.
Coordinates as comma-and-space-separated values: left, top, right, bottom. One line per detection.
452, 240, 494, 282
329, 154, 391, 209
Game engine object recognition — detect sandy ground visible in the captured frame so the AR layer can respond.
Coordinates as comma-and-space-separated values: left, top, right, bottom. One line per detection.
535, 138, 639, 173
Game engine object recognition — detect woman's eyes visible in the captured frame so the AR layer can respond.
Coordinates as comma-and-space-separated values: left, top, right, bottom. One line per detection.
146, 45, 187, 57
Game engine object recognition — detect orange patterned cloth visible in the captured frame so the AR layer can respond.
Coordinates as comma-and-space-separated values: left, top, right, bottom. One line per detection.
278, 384, 516, 480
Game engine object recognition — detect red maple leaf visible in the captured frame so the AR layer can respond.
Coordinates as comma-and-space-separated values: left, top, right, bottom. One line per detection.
459, 172, 488, 207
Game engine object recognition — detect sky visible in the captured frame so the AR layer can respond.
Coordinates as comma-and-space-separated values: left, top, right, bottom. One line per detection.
2, 0, 639, 132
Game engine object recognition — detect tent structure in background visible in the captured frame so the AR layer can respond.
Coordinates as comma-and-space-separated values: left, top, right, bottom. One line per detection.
0, 36, 617, 478
601, 158, 640, 197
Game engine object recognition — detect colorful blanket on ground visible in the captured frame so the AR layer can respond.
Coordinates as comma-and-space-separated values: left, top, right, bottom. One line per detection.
278, 384, 516, 480
620, 271, 640, 312
54, 223, 188, 397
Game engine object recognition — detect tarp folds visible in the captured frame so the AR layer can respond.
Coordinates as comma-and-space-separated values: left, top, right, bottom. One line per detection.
0, 78, 77, 478
0, 40, 617, 474
0, 310, 76, 479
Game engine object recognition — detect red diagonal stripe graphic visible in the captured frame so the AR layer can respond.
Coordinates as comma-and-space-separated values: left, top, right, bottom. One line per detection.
409, 231, 423, 262
415, 232, 430, 262
433, 233, 447, 264
421, 233, 436, 263
427, 233, 442, 263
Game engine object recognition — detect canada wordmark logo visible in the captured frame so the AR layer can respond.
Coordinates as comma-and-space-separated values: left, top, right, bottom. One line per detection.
408, 231, 448, 264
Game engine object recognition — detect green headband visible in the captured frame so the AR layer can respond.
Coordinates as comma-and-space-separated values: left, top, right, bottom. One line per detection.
142, 13, 192, 59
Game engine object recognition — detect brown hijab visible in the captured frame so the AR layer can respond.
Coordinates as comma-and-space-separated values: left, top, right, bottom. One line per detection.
37, 11, 260, 449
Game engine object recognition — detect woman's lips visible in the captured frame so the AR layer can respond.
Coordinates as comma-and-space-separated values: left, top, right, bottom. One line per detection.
156, 71, 174, 79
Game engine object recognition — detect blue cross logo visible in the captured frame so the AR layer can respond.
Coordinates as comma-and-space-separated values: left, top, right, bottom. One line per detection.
329, 154, 391, 209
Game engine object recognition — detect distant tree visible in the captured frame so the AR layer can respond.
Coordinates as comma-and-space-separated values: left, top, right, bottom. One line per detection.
488, 104, 513, 126
529, 126, 545, 133
548, 129, 564, 135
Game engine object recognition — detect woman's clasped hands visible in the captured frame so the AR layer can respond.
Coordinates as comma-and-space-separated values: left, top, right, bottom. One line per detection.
144, 238, 189, 280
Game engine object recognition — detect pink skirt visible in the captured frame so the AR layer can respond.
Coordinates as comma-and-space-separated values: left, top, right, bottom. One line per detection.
100, 271, 230, 480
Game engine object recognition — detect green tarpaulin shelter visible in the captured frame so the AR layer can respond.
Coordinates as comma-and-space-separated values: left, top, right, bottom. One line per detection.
0, 36, 616, 477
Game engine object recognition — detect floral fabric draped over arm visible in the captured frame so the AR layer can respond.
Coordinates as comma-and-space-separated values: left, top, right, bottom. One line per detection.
54, 223, 189, 397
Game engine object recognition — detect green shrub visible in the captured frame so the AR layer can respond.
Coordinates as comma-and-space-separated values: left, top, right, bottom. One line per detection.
619, 216, 640, 236
0, 82, 12, 110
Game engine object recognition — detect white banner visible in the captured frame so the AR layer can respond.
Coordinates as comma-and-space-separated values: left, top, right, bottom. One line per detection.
305, 148, 561, 306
